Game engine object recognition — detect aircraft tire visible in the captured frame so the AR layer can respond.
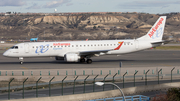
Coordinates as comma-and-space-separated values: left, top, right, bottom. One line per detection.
87, 59, 92, 64
80, 58, 85, 63
20, 61, 23, 65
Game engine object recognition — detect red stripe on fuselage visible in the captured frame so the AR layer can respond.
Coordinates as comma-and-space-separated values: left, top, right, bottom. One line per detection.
114, 42, 124, 50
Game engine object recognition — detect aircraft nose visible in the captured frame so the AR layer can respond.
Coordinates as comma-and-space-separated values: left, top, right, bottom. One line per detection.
3, 51, 9, 56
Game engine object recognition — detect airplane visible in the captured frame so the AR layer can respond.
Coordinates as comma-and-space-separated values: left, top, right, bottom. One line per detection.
30, 37, 38, 42
3, 16, 167, 64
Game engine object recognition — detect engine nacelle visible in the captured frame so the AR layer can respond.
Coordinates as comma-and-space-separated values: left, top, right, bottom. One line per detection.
64, 53, 80, 62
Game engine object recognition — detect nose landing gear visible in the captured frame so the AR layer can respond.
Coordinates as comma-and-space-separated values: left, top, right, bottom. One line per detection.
20, 61, 23, 64
19, 57, 23, 65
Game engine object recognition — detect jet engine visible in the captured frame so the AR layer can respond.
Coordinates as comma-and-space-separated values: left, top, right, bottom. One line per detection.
64, 53, 80, 62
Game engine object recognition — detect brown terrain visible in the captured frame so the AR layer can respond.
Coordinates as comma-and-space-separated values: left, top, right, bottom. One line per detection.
0, 13, 180, 41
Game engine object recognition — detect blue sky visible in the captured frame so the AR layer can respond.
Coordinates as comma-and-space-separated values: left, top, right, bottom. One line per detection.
0, 0, 180, 14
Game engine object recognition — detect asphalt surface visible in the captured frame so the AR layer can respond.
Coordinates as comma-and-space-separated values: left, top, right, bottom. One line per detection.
0, 50, 180, 70
0, 49, 180, 100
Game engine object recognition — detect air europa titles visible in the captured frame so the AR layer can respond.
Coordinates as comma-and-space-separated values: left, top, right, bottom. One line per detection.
53, 43, 71, 46
148, 18, 164, 38
35, 44, 49, 54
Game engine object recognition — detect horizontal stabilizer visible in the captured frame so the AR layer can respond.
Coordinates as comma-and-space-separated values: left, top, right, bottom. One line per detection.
151, 40, 172, 45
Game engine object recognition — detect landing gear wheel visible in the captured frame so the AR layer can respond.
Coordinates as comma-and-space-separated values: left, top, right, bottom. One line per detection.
19, 57, 24, 65
86, 59, 92, 64
20, 61, 23, 65
80, 58, 85, 63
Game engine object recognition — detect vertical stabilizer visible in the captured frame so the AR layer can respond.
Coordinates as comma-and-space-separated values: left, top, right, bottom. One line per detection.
137, 16, 166, 41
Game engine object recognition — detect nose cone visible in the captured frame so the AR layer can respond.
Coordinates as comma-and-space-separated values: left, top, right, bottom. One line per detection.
3, 51, 9, 57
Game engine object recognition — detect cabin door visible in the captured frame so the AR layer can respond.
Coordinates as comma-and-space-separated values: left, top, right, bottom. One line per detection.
24, 43, 29, 53
135, 40, 139, 50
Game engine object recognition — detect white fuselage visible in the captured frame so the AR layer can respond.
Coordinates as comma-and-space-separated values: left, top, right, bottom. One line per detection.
3, 39, 153, 58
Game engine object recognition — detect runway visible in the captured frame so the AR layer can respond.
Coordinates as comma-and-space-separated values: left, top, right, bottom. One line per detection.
0, 50, 180, 70
0, 49, 180, 100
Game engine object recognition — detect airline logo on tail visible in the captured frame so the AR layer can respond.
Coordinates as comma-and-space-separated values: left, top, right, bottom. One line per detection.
148, 18, 164, 38
114, 42, 124, 50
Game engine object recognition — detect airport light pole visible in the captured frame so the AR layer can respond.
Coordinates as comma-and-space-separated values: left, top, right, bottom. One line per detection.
95, 82, 126, 101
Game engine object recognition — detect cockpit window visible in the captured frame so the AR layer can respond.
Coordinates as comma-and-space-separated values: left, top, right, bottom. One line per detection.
10, 46, 18, 49
15, 46, 18, 49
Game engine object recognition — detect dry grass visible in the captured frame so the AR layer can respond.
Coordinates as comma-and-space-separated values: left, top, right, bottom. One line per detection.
155, 46, 180, 50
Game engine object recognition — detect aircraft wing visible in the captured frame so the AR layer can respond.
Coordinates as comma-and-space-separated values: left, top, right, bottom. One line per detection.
79, 49, 111, 56
79, 42, 124, 56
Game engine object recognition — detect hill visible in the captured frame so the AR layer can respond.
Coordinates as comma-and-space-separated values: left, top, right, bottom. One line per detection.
0, 13, 180, 41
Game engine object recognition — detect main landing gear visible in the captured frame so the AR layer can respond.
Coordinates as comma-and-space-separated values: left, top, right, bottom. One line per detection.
86, 59, 92, 64
19, 57, 23, 65
80, 58, 86, 63
80, 58, 92, 64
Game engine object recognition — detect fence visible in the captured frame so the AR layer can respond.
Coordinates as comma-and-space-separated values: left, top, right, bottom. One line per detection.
0, 67, 180, 100
84, 95, 150, 101
0, 67, 179, 76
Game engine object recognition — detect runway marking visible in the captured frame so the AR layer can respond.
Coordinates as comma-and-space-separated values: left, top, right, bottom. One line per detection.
21, 67, 28, 70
